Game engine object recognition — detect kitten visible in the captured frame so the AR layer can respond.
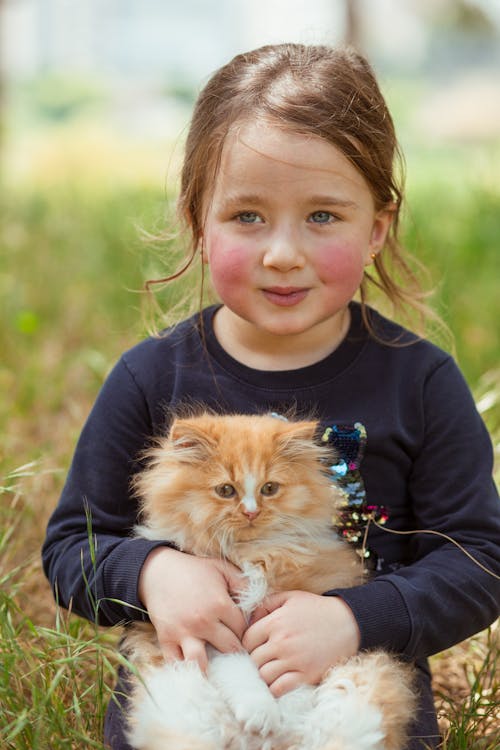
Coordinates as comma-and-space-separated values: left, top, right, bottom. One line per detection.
123, 413, 415, 750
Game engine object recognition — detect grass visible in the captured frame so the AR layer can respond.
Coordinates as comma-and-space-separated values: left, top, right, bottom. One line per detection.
0, 589, 116, 749
0, 466, 117, 749
0, 121, 499, 747
434, 627, 500, 749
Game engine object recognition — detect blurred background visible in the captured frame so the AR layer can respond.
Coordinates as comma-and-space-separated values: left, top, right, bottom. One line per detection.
1, 0, 499, 474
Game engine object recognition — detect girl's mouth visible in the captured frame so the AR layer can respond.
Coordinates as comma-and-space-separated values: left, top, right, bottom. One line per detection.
262, 287, 309, 306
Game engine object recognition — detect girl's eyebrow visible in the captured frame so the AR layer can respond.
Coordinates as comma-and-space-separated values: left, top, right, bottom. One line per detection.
308, 194, 358, 208
218, 193, 358, 209
218, 192, 264, 207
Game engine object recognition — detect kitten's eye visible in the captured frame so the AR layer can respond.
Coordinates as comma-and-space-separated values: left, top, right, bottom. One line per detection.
260, 482, 280, 497
215, 483, 237, 498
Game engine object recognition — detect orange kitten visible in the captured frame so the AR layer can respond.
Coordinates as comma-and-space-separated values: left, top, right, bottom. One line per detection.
123, 413, 415, 750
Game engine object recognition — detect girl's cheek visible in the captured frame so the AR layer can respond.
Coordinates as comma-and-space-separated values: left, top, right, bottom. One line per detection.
314, 242, 365, 283
207, 242, 252, 292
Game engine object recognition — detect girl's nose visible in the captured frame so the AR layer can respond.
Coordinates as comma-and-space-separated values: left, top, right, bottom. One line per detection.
262, 228, 305, 271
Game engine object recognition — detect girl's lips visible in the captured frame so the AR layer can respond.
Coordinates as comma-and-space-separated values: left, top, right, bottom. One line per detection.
262, 287, 309, 306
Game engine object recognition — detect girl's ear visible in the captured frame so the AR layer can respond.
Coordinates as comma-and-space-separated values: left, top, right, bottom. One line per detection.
367, 202, 396, 260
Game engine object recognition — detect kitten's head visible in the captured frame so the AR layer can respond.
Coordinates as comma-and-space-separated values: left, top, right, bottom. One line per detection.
134, 413, 339, 555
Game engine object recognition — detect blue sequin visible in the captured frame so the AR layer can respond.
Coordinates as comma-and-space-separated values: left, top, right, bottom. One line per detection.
330, 460, 348, 477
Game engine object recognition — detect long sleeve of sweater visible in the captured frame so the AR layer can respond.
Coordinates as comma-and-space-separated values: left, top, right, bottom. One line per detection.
42, 357, 175, 625
327, 356, 500, 661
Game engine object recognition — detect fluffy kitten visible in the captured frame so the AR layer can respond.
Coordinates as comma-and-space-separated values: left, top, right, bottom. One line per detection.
123, 413, 415, 750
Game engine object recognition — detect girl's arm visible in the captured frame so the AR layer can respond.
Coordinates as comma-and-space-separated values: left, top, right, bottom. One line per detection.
331, 356, 500, 661
42, 356, 165, 625
42, 352, 247, 659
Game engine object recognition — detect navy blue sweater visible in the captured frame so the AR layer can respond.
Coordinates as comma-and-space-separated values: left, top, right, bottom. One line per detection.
42, 302, 500, 748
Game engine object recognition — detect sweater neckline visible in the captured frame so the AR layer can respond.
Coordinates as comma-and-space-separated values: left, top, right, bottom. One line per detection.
200, 302, 369, 390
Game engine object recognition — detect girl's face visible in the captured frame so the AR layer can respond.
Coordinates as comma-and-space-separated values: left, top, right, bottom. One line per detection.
200, 120, 393, 367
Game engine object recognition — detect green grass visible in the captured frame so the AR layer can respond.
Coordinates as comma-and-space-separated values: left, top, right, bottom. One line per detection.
403, 141, 500, 384
0, 466, 117, 749
0, 124, 499, 747
0, 591, 116, 749
435, 628, 500, 749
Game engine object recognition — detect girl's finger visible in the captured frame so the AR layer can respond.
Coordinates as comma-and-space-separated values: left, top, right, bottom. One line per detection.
245, 639, 274, 670
218, 600, 248, 641
247, 603, 270, 624
181, 636, 208, 673
247, 591, 288, 626
208, 621, 245, 655
221, 562, 246, 597
242, 617, 270, 653
269, 670, 303, 698
158, 640, 183, 663
257, 657, 287, 688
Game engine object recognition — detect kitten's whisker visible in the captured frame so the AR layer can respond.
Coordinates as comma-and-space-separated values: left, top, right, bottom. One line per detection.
203, 517, 234, 561
202, 518, 224, 556
216, 527, 228, 560
276, 512, 325, 540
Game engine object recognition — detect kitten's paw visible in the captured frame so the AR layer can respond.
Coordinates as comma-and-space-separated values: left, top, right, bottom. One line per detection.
208, 652, 281, 738
233, 691, 281, 736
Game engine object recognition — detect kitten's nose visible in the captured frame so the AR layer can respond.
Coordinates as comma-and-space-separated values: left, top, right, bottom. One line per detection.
242, 508, 261, 521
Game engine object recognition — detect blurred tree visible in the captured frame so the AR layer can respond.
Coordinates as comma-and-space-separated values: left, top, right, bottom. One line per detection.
417, 0, 497, 35
344, 0, 363, 48
416, 0, 499, 74
26, 74, 104, 122
450, 0, 497, 33
0, 0, 4, 162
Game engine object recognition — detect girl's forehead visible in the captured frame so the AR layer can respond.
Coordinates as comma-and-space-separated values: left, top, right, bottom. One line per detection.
224, 119, 338, 167
214, 119, 371, 196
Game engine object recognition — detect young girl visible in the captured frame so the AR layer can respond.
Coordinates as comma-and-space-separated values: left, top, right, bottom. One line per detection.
42, 44, 500, 750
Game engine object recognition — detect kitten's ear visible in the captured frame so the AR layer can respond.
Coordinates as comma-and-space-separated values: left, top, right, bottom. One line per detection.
276, 420, 319, 458
168, 418, 216, 462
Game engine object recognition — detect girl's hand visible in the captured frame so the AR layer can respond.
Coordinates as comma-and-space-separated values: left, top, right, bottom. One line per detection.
138, 547, 247, 672
242, 590, 360, 697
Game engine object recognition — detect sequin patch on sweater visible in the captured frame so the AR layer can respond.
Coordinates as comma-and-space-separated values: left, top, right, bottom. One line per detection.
321, 423, 388, 569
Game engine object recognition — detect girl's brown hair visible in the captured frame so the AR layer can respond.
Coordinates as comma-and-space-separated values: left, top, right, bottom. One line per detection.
151, 43, 434, 337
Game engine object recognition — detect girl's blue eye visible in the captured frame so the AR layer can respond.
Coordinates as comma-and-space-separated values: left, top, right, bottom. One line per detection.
309, 211, 335, 224
237, 212, 262, 224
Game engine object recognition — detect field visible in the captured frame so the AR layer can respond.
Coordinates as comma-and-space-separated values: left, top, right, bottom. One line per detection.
1, 118, 499, 748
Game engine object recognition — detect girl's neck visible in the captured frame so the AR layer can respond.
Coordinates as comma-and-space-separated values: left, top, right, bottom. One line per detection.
212, 306, 351, 371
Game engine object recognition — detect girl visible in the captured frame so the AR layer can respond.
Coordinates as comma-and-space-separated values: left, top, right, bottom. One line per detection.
42, 44, 500, 750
